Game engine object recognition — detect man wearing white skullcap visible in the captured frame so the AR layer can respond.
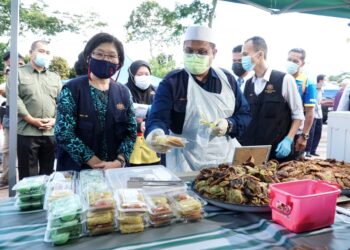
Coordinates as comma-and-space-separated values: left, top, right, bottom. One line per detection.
145, 25, 251, 172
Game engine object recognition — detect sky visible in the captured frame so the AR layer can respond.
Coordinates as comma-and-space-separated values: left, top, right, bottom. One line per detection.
16, 0, 350, 81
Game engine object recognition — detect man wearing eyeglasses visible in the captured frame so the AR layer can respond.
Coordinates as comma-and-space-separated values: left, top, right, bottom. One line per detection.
286, 48, 317, 159
145, 25, 251, 172
10, 40, 61, 179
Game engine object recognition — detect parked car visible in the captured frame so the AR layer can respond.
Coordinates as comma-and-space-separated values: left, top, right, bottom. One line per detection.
321, 84, 339, 124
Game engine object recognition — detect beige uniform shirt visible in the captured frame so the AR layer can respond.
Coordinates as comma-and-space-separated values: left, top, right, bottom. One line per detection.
8, 63, 62, 136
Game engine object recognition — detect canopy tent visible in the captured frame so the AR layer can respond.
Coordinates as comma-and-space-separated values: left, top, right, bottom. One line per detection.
7, 0, 350, 196
223, 0, 350, 20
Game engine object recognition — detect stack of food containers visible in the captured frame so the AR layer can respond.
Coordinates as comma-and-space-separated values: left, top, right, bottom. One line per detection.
80, 170, 116, 235
168, 191, 204, 222
145, 192, 176, 227
13, 175, 48, 211
116, 189, 148, 234
44, 194, 85, 245
45, 171, 76, 209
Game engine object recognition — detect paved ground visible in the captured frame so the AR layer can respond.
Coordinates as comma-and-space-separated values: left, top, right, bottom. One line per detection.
0, 125, 329, 201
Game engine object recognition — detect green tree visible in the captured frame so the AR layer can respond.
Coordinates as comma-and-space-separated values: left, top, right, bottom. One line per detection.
49, 56, 70, 80
149, 53, 176, 78
0, 0, 106, 37
125, 0, 214, 58
328, 72, 350, 84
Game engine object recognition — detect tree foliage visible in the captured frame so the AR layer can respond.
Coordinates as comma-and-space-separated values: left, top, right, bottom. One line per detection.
49, 56, 70, 80
328, 72, 350, 84
125, 0, 215, 58
0, 0, 106, 37
149, 53, 176, 78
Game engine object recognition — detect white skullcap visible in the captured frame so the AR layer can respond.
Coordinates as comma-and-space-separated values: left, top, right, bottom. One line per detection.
184, 25, 215, 44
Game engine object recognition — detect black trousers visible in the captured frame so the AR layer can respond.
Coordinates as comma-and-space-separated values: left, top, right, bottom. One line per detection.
17, 135, 56, 180
305, 118, 323, 154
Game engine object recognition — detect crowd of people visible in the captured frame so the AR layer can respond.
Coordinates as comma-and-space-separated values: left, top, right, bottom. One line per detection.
0, 25, 349, 188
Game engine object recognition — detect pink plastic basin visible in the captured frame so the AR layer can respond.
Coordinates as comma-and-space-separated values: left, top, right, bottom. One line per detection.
269, 179, 341, 233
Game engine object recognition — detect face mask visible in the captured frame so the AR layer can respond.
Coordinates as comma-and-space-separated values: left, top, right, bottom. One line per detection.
183, 53, 210, 75
89, 57, 120, 79
286, 61, 299, 75
241, 55, 255, 71
34, 53, 51, 68
232, 62, 246, 77
134, 75, 151, 90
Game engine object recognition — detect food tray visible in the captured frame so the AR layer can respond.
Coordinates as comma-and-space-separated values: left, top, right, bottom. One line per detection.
191, 182, 271, 213
106, 165, 186, 191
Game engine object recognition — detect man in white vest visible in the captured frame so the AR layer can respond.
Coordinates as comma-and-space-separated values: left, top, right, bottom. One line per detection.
145, 25, 251, 172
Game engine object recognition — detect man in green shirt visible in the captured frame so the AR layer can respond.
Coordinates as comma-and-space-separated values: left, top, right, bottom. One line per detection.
12, 40, 61, 179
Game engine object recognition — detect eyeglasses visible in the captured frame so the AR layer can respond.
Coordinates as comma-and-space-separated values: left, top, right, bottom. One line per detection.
183, 48, 210, 56
92, 51, 119, 63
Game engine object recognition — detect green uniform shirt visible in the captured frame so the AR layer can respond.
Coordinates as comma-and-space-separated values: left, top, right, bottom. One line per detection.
12, 63, 61, 136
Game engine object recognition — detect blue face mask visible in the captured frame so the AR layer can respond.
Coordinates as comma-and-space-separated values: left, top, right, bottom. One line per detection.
89, 57, 120, 79
286, 61, 299, 75
241, 55, 255, 71
34, 53, 50, 68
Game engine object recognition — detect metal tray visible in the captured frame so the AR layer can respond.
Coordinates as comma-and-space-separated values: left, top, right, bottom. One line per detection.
191, 183, 271, 213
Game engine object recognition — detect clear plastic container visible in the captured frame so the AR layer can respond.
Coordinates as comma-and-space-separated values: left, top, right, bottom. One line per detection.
86, 210, 116, 235
145, 193, 176, 227
44, 220, 85, 245
12, 175, 48, 196
118, 212, 146, 234
168, 191, 205, 222
86, 187, 115, 211
16, 191, 45, 202
116, 189, 147, 213
15, 199, 43, 210
48, 195, 85, 228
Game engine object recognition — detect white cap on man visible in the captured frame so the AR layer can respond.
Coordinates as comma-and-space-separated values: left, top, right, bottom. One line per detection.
184, 25, 216, 44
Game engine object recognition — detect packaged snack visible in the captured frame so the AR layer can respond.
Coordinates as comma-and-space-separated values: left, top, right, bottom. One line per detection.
117, 189, 147, 212
87, 210, 114, 227
44, 221, 84, 245
120, 223, 144, 234
87, 189, 115, 211
169, 192, 204, 222
13, 175, 48, 195
16, 199, 43, 210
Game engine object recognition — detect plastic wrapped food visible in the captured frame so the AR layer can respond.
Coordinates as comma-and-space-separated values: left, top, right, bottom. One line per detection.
87, 189, 115, 211
48, 195, 84, 228
16, 200, 43, 210
118, 189, 147, 212
45, 222, 84, 245
169, 192, 204, 221
120, 223, 144, 234
16, 191, 45, 203
13, 175, 48, 195
154, 135, 187, 148
87, 210, 114, 227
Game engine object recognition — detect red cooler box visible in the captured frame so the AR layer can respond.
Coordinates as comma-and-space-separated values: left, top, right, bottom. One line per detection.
269, 180, 340, 233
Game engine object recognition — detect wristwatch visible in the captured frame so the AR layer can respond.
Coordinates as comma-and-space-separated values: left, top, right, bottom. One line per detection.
117, 156, 126, 168
301, 133, 309, 140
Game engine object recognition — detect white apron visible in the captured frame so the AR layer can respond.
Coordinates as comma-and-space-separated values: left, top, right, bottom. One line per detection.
166, 68, 236, 172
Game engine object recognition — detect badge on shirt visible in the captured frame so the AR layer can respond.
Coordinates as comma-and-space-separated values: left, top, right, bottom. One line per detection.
116, 103, 125, 110
265, 84, 276, 94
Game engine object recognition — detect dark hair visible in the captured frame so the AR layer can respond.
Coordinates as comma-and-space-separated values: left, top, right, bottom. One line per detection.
232, 45, 242, 53
3, 51, 24, 61
289, 48, 306, 62
31, 40, 49, 51
244, 36, 267, 59
74, 52, 88, 76
317, 74, 326, 83
83, 32, 125, 67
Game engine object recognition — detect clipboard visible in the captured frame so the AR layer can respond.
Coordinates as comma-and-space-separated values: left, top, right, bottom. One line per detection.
232, 145, 271, 166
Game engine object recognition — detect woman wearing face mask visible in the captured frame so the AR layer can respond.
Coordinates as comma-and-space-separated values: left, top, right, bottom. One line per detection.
55, 32, 137, 171
126, 60, 160, 166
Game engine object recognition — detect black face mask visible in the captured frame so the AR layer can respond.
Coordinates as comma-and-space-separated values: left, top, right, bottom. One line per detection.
89, 57, 120, 79
232, 62, 246, 77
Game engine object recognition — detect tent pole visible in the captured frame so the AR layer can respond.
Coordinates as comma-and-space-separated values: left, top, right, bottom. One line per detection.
8, 0, 20, 197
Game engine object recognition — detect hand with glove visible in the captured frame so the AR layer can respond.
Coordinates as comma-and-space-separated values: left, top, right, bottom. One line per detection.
211, 118, 229, 137
275, 136, 293, 158
145, 128, 172, 154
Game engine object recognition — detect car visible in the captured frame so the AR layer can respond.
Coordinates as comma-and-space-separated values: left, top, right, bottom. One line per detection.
321, 86, 339, 124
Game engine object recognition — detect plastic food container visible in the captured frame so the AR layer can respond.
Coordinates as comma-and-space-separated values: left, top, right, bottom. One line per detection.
168, 191, 205, 222
87, 210, 116, 236
15, 199, 43, 210
118, 212, 146, 234
269, 179, 341, 233
13, 175, 48, 195
117, 189, 147, 213
145, 193, 176, 227
44, 221, 85, 245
